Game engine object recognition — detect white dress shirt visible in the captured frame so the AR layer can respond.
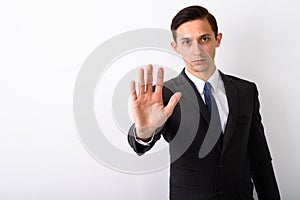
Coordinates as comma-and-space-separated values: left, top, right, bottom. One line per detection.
134, 68, 229, 145
184, 68, 229, 132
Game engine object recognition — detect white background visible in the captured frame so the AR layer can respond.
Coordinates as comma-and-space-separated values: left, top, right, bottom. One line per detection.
1, 0, 300, 199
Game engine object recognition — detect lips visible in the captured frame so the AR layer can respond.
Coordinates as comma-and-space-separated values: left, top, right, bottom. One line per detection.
191, 59, 206, 65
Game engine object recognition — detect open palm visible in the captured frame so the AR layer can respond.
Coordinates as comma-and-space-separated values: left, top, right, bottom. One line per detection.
130, 65, 181, 140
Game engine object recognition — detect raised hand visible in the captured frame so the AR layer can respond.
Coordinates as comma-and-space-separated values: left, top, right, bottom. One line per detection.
130, 64, 182, 141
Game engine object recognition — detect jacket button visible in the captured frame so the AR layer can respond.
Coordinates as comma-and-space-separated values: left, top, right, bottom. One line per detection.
218, 163, 223, 168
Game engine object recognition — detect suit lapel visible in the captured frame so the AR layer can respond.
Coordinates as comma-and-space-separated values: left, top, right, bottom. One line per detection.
173, 70, 238, 156
178, 71, 210, 124
220, 73, 238, 156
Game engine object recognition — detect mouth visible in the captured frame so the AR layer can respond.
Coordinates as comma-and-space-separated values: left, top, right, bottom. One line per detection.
191, 59, 206, 65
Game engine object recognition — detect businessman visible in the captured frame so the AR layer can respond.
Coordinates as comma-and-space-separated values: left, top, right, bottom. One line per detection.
128, 5, 280, 200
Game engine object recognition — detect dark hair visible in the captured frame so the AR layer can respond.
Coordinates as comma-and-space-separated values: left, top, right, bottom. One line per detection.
171, 5, 218, 41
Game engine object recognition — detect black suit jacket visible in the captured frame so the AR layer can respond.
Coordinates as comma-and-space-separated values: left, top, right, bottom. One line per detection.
128, 70, 280, 200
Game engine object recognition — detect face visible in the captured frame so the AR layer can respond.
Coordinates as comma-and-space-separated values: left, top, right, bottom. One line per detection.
171, 19, 222, 79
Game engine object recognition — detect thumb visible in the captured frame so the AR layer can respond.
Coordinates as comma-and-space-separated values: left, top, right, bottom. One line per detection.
164, 92, 182, 118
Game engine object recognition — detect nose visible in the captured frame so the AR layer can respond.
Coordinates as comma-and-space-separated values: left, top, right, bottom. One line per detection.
192, 42, 202, 56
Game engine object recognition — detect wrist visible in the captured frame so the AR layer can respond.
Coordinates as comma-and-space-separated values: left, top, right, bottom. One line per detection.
135, 125, 155, 140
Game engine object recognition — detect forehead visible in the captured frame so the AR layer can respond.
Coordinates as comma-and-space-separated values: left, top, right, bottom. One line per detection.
176, 19, 214, 39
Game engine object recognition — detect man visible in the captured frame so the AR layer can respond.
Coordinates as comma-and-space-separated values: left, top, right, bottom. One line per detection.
128, 5, 280, 200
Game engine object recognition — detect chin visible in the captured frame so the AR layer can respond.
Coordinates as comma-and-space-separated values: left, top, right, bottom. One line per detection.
193, 64, 210, 73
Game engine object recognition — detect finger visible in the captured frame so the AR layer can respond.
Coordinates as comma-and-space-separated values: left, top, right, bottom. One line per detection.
154, 67, 164, 94
138, 68, 145, 95
164, 92, 182, 118
130, 81, 137, 100
146, 64, 153, 92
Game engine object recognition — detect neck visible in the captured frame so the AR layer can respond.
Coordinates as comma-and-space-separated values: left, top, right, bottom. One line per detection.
186, 65, 216, 81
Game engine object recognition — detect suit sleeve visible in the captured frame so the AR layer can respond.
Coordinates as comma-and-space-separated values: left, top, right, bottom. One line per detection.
248, 84, 281, 199
127, 124, 164, 155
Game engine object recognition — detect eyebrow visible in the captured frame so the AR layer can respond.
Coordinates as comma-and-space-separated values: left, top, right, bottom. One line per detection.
179, 33, 212, 41
200, 34, 212, 38
179, 37, 191, 41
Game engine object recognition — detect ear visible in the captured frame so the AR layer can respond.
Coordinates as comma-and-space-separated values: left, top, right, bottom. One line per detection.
216, 33, 222, 47
171, 41, 180, 54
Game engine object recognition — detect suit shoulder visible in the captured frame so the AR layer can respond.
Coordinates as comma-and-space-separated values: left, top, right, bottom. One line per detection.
162, 74, 183, 93
223, 73, 257, 89
164, 75, 183, 88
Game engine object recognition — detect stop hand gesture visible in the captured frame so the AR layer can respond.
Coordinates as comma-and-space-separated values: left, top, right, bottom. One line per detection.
130, 65, 182, 141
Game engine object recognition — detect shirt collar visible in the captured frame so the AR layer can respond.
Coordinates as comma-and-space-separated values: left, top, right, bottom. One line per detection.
207, 68, 220, 93
184, 68, 221, 94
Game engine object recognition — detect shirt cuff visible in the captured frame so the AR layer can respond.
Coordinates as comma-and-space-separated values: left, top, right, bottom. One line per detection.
133, 127, 155, 146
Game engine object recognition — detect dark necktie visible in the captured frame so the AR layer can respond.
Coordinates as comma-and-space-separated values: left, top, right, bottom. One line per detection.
199, 82, 223, 158
204, 82, 212, 115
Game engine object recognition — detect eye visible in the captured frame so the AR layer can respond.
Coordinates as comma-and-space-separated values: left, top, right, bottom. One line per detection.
201, 36, 210, 43
182, 39, 192, 46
